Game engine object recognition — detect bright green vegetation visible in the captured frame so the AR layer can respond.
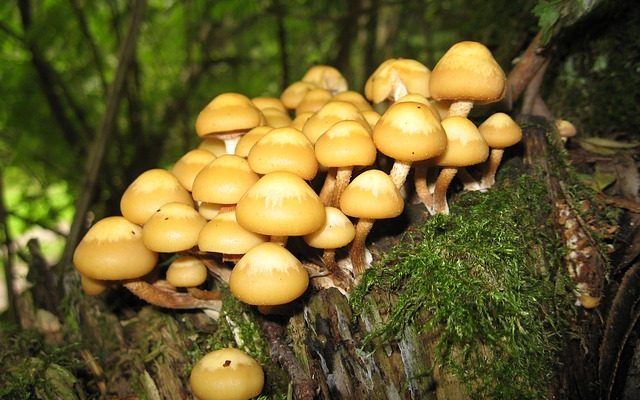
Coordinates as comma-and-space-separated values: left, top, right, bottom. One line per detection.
352, 171, 573, 399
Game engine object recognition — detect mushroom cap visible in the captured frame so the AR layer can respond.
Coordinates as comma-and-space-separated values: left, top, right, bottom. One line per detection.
198, 137, 227, 157
429, 41, 506, 104
432, 116, 490, 167
303, 207, 355, 249
396, 94, 442, 121
142, 202, 206, 253
361, 110, 381, 129
166, 256, 208, 288
364, 58, 431, 103
198, 202, 222, 220
247, 127, 318, 180
289, 111, 314, 131
314, 120, 377, 168
191, 155, 259, 205
332, 90, 373, 112
262, 107, 292, 128
372, 101, 447, 162
73, 216, 158, 280
251, 96, 287, 113
295, 88, 333, 115
195, 93, 264, 137
302, 100, 368, 144
281, 81, 317, 110
234, 126, 273, 158
301, 65, 348, 94
478, 112, 522, 149
339, 169, 404, 219
120, 169, 193, 225
198, 210, 268, 255
236, 171, 325, 236
555, 119, 577, 138
189, 347, 264, 400
229, 242, 309, 305
171, 149, 217, 191
80, 274, 109, 296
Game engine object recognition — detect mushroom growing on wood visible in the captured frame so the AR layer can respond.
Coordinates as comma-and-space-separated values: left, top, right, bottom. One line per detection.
301, 64, 348, 94
247, 127, 318, 180
141, 202, 206, 253
339, 169, 404, 275
170, 149, 216, 192
477, 112, 522, 190
189, 348, 265, 400
195, 93, 265, 154
229, 242, 309, 306
429, 41, 506, 117
365, 58, 431, 104
235, 171, 325, 245
74, 216, 219, 310
120, 169, 193, 225
431, 116, 490, 214
166, 256, 208, 288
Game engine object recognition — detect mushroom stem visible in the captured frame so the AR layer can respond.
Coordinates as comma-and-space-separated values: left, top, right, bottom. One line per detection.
479, 148, 504, 190
330, 167, 353, 207
448, 101, 474, 117
414, 163, 434, 211
389, 160, 412, 190
123, 280, 222, 310
433, 167, 458, 215
270, 236, 288, 246
322, 249, 351, 288
318, 169, 337, 205
349, 218, 375, 275
457, 168, 482, 191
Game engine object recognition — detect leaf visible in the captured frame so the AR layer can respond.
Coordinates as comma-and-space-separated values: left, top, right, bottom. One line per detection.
578, 140, 618, 156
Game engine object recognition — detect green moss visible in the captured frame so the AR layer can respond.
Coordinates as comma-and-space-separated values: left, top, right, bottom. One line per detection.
0, 320, 83, 400
351, 172, 572, 399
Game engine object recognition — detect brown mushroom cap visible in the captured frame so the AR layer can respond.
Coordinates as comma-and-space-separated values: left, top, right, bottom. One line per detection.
189, 347, 264, 400
166, 256, 208, 288
195, 93, 264, 138
303, 206, 355, 249
198, 210, 268, 256
248, 127, 318, 180
429, 41, 506, 104
314, 120, 376, 168
432, 116, 490, 167
229, 242, 309, 305
171, 149, 217, 192
478, 112, 522, 149
339, 169, 404, 219
73, 216, 158, 280
120, 169, 193, 225
236, 171, 325, 236
142, 202, 206, 253
191, 155, 260, 205
372, 101, 447, 162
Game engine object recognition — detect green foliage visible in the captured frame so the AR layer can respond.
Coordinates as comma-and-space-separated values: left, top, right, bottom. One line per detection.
533, 0, 602, 44
352, 172, 571, 399
0, 321, 83, 400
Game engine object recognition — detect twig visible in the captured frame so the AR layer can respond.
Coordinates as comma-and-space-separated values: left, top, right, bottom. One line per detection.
262, 320, 316, 400
58, 0, 148, 292
0, 173, 18, 324
504, 32, 549, 111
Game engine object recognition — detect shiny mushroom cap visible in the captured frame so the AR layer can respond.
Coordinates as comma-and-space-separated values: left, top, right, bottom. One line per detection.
229, 242, 309, 305
166, 256, 208, 288
429, 41, 506, 104
281, 81, 317, 110
171, 149, 217, 192
142, 202, 206, 253
339, 170, 404, 219
302, 100, 367, 144
372, 101, 447, 162
248, 127, 318, 180
234, 126, 274, 158
120, 169, 193, 225
191, 155, 259, 205
314, 120, 376, 168
73, 216, 158, 280
189, 348, 264, 400
301, 65, 348, 94
195, 93, 264, 138
478, 112, 522, 149
198, 210, 268, 256
303, 206, 355, 249
432, 116, 490, 167
236, 171, 325, 236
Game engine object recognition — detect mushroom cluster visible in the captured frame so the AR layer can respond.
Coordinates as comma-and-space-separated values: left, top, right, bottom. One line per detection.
72, 40, 522, 399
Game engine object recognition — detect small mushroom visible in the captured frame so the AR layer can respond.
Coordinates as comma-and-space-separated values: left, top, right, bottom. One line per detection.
191, 155, 259, 209
166, 256, 208, 288
301, 64, 348, 94
141, 202, 206, 253
247, 127, 318, 180
229, 242, 309, 306
189, 348, 264, 400
198, 210, 268, 263
170, 149, 217, 192
477, 112, 522, 190
339, 170, 404, 275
